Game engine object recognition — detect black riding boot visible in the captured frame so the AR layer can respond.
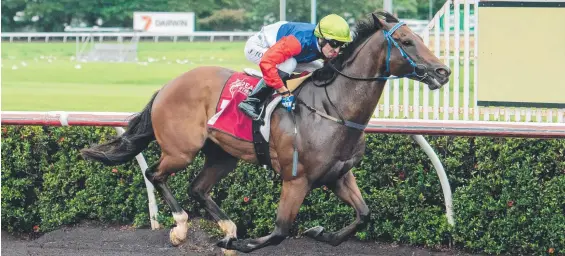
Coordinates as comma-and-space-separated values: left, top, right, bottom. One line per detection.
239, 71, 291, 120
238, 79, 273, 120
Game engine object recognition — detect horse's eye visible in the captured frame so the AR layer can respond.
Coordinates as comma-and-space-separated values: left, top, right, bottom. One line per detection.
402, 40, 413, 46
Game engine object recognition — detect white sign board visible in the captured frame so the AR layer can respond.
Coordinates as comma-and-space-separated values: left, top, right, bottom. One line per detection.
133, 12, 195, 33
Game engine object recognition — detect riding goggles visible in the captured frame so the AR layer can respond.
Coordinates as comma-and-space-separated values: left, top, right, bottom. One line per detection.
326, 39, 345, 49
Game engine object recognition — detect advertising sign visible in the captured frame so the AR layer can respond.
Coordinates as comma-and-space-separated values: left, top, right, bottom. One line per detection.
133, 12, 195, 33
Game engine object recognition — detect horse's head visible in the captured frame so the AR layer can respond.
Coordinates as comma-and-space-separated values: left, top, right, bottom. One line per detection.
372, 12, 451, 90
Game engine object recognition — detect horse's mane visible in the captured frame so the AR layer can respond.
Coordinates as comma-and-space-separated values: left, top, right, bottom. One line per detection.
313, 11, 399, 82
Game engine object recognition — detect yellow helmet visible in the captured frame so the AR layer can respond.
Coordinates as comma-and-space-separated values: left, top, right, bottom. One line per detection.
314, 14, 352, 43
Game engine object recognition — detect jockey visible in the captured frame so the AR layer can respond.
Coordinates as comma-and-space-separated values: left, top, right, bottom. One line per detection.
239, 14, 352, 120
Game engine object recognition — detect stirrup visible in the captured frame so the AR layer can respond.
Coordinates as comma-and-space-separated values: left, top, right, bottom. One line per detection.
239, 104, 261, 120
242, 105, 265, 123
252, 107, 266, 125
241, 97, 261, 104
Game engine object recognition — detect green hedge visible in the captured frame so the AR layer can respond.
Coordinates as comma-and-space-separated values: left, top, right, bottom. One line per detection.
1, 125, 564, 255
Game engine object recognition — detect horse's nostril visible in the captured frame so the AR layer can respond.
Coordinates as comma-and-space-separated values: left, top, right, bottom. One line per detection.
435, 67, 451, 77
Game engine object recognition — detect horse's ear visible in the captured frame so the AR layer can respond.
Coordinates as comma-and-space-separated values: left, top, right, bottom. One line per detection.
372, 13, 384, 29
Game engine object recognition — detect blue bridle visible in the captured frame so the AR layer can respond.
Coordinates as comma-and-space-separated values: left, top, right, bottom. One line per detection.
327, 21, 428, 81
383, 22, 425, 79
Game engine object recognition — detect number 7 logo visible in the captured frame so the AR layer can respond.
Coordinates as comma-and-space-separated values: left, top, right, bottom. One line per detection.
141, 16, 152, 31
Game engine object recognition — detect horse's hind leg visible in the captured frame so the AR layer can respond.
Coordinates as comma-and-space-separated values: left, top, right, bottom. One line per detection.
303, 170, 370, 246
221, 177, 310, 253
146, 148, 202, 246
188, 142, 239, 254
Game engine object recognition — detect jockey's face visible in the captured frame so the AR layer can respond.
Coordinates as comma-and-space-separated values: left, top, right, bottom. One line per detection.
320, 39, 342, 59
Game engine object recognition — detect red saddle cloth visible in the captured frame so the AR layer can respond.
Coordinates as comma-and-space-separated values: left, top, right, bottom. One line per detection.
207, 72, 262, 142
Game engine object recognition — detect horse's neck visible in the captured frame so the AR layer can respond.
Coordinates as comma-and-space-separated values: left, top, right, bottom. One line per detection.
325, 33, 387, 125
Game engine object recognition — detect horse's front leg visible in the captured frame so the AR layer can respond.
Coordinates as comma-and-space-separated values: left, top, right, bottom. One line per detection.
220, 177, 310, 253
303, 170, 370, 246
189, 146, 240, 256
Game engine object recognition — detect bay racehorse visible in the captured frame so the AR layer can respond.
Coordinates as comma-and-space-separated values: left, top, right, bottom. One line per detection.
81, 11, 450, 254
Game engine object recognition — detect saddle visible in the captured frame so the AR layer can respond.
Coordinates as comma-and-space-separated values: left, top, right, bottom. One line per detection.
243, 68, 311, 170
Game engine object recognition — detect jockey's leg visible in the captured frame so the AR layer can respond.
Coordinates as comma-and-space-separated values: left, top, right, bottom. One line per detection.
238, 78, 274, 120
294, 59, 324, 73
238, 59, 294, 120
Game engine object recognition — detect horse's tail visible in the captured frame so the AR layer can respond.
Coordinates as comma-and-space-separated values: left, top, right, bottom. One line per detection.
81, 91, 159, 166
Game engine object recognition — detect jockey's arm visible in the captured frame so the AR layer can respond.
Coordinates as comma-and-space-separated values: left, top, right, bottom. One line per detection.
259, 36, 302, 95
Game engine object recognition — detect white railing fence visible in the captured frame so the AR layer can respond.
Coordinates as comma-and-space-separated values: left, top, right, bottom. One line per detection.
1, 31, 258, 43
1, 21, 433, 43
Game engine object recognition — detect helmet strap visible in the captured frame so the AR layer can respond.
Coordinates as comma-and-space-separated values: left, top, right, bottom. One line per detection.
318, 23, 328, 40
317, 23, 330, 48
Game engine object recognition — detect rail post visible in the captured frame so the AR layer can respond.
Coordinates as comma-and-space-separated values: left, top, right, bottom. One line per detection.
114, 127, 161, 230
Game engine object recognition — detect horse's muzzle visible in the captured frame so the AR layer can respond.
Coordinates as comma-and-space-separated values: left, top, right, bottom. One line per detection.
426, 65, 451, 90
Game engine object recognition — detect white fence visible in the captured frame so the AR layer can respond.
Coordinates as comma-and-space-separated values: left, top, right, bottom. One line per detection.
1, 31, 257, 43
1, 21, 432, 43
4, 111, 564, 138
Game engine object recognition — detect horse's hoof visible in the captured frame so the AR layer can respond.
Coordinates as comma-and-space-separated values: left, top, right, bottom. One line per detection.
303, 226, 324, 238
218, 238, 256, 253
169, 228, 187, 246
231, 239, 255, 253
216, 237, 235, 249
221, 248, 238, 256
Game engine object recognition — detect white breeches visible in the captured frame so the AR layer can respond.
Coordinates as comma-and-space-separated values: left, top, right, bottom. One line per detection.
243, 32, 323, 75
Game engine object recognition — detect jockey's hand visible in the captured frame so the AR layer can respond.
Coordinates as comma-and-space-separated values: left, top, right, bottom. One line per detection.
280, 91, 295, 112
